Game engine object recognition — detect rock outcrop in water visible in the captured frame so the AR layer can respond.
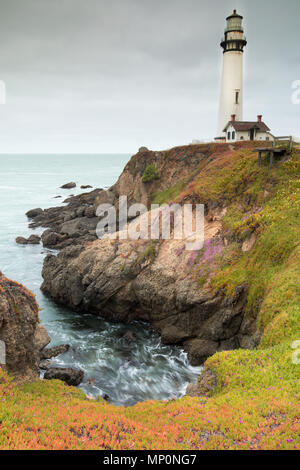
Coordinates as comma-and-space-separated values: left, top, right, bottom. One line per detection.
0, 272, 50, 382
60, 182, 76, 189
25, 189, 104, 249
16, 234, 41, 245
0, 272, 77, 383
44, 367, 84, 386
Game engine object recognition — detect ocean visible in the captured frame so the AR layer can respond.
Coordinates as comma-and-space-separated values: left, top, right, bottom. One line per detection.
0, 153, 201, 406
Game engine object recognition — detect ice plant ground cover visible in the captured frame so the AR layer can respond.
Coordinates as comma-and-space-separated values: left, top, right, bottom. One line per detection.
0, 367, 298, 450
0, 143, 299, 450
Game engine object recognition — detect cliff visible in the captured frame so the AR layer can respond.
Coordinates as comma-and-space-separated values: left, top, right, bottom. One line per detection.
0, 273, 50, 382
40, 142, 274, 365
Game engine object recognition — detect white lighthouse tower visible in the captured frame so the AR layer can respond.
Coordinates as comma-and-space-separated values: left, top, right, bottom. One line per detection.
216, 10, 247, 139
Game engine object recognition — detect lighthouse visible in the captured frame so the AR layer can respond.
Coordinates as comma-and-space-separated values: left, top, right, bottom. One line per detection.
216, 10, 247, 140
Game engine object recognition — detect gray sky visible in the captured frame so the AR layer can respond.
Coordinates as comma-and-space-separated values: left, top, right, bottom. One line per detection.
0, 0, 299, 153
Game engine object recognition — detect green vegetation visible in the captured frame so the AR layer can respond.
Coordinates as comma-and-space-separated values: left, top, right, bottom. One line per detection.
187, 148, 300, 345
142, 164, 160, 183
151, 180, 186, 204
143, 241, 159, 263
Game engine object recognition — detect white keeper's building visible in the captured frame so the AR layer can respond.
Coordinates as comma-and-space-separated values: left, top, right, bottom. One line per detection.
223, 114, 274, 143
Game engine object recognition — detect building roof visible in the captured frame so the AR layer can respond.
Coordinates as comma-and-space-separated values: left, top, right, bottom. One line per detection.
226, 11, 243, 20
223, 121, 270, 133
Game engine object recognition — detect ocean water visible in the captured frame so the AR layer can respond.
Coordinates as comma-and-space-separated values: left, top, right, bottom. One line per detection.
0, 154, 201, 406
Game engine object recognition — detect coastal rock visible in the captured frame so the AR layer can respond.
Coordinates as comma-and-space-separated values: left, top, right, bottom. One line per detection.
84, 206, 95, 218
161, 326, 191, 345
183, 339, 219, 366
16, 234, 41, 245
60, 216, 99, 237
16, 236, 29, 245
94, 190, 115, 208
39, 359, 51, 370
41, 344, 70, 360
112, 145, 211, 207
60, 182, 76, 189
242, 233, 257, 252
26, 188, 104, 249
41, 230, 61, 247
44, 367, 84, 386
186, 368, 217, 397
0, 273, 44, 382
218, 336, 240, 352
34, 324, 51, 352
81, 185, 92, 189
27, 234, 41, 244
26, 208, 43, 219
41, 209, 250, 366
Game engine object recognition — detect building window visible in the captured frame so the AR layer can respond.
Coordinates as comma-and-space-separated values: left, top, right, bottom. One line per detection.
266, 137, 270, 141
235, 91, 239, 104
240, 136, 244, 140
232, 131, 235, 140
227, 131, 231, 140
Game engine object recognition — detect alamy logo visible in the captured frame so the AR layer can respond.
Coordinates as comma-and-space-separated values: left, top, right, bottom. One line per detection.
0, 340, 6, 365
96, 197, 204, 251
291, 80, 300, 105
291, 340, 300, 365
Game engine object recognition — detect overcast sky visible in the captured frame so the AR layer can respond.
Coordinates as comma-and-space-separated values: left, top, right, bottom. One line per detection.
0, 0, 299, 153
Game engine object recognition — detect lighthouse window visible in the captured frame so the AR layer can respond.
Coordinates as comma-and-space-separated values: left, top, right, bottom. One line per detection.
235, 91, 239, 104
227, 132, 231, 140
232, 131, 236, 140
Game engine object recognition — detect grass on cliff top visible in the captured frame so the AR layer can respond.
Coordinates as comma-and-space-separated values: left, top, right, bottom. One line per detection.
0, 143, 299, 450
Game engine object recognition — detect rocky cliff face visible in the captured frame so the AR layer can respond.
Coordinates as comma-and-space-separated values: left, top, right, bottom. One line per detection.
111, 145, 216, 207
41, 246, 255, 366
41, 209, 257, 366
36, 143, 265, 366
23, 142, 256, 251
0, 273, 50, 382
23, 145, 222, 250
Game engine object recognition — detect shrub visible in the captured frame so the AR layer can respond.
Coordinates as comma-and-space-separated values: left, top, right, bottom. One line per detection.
142, 164, 160, 183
